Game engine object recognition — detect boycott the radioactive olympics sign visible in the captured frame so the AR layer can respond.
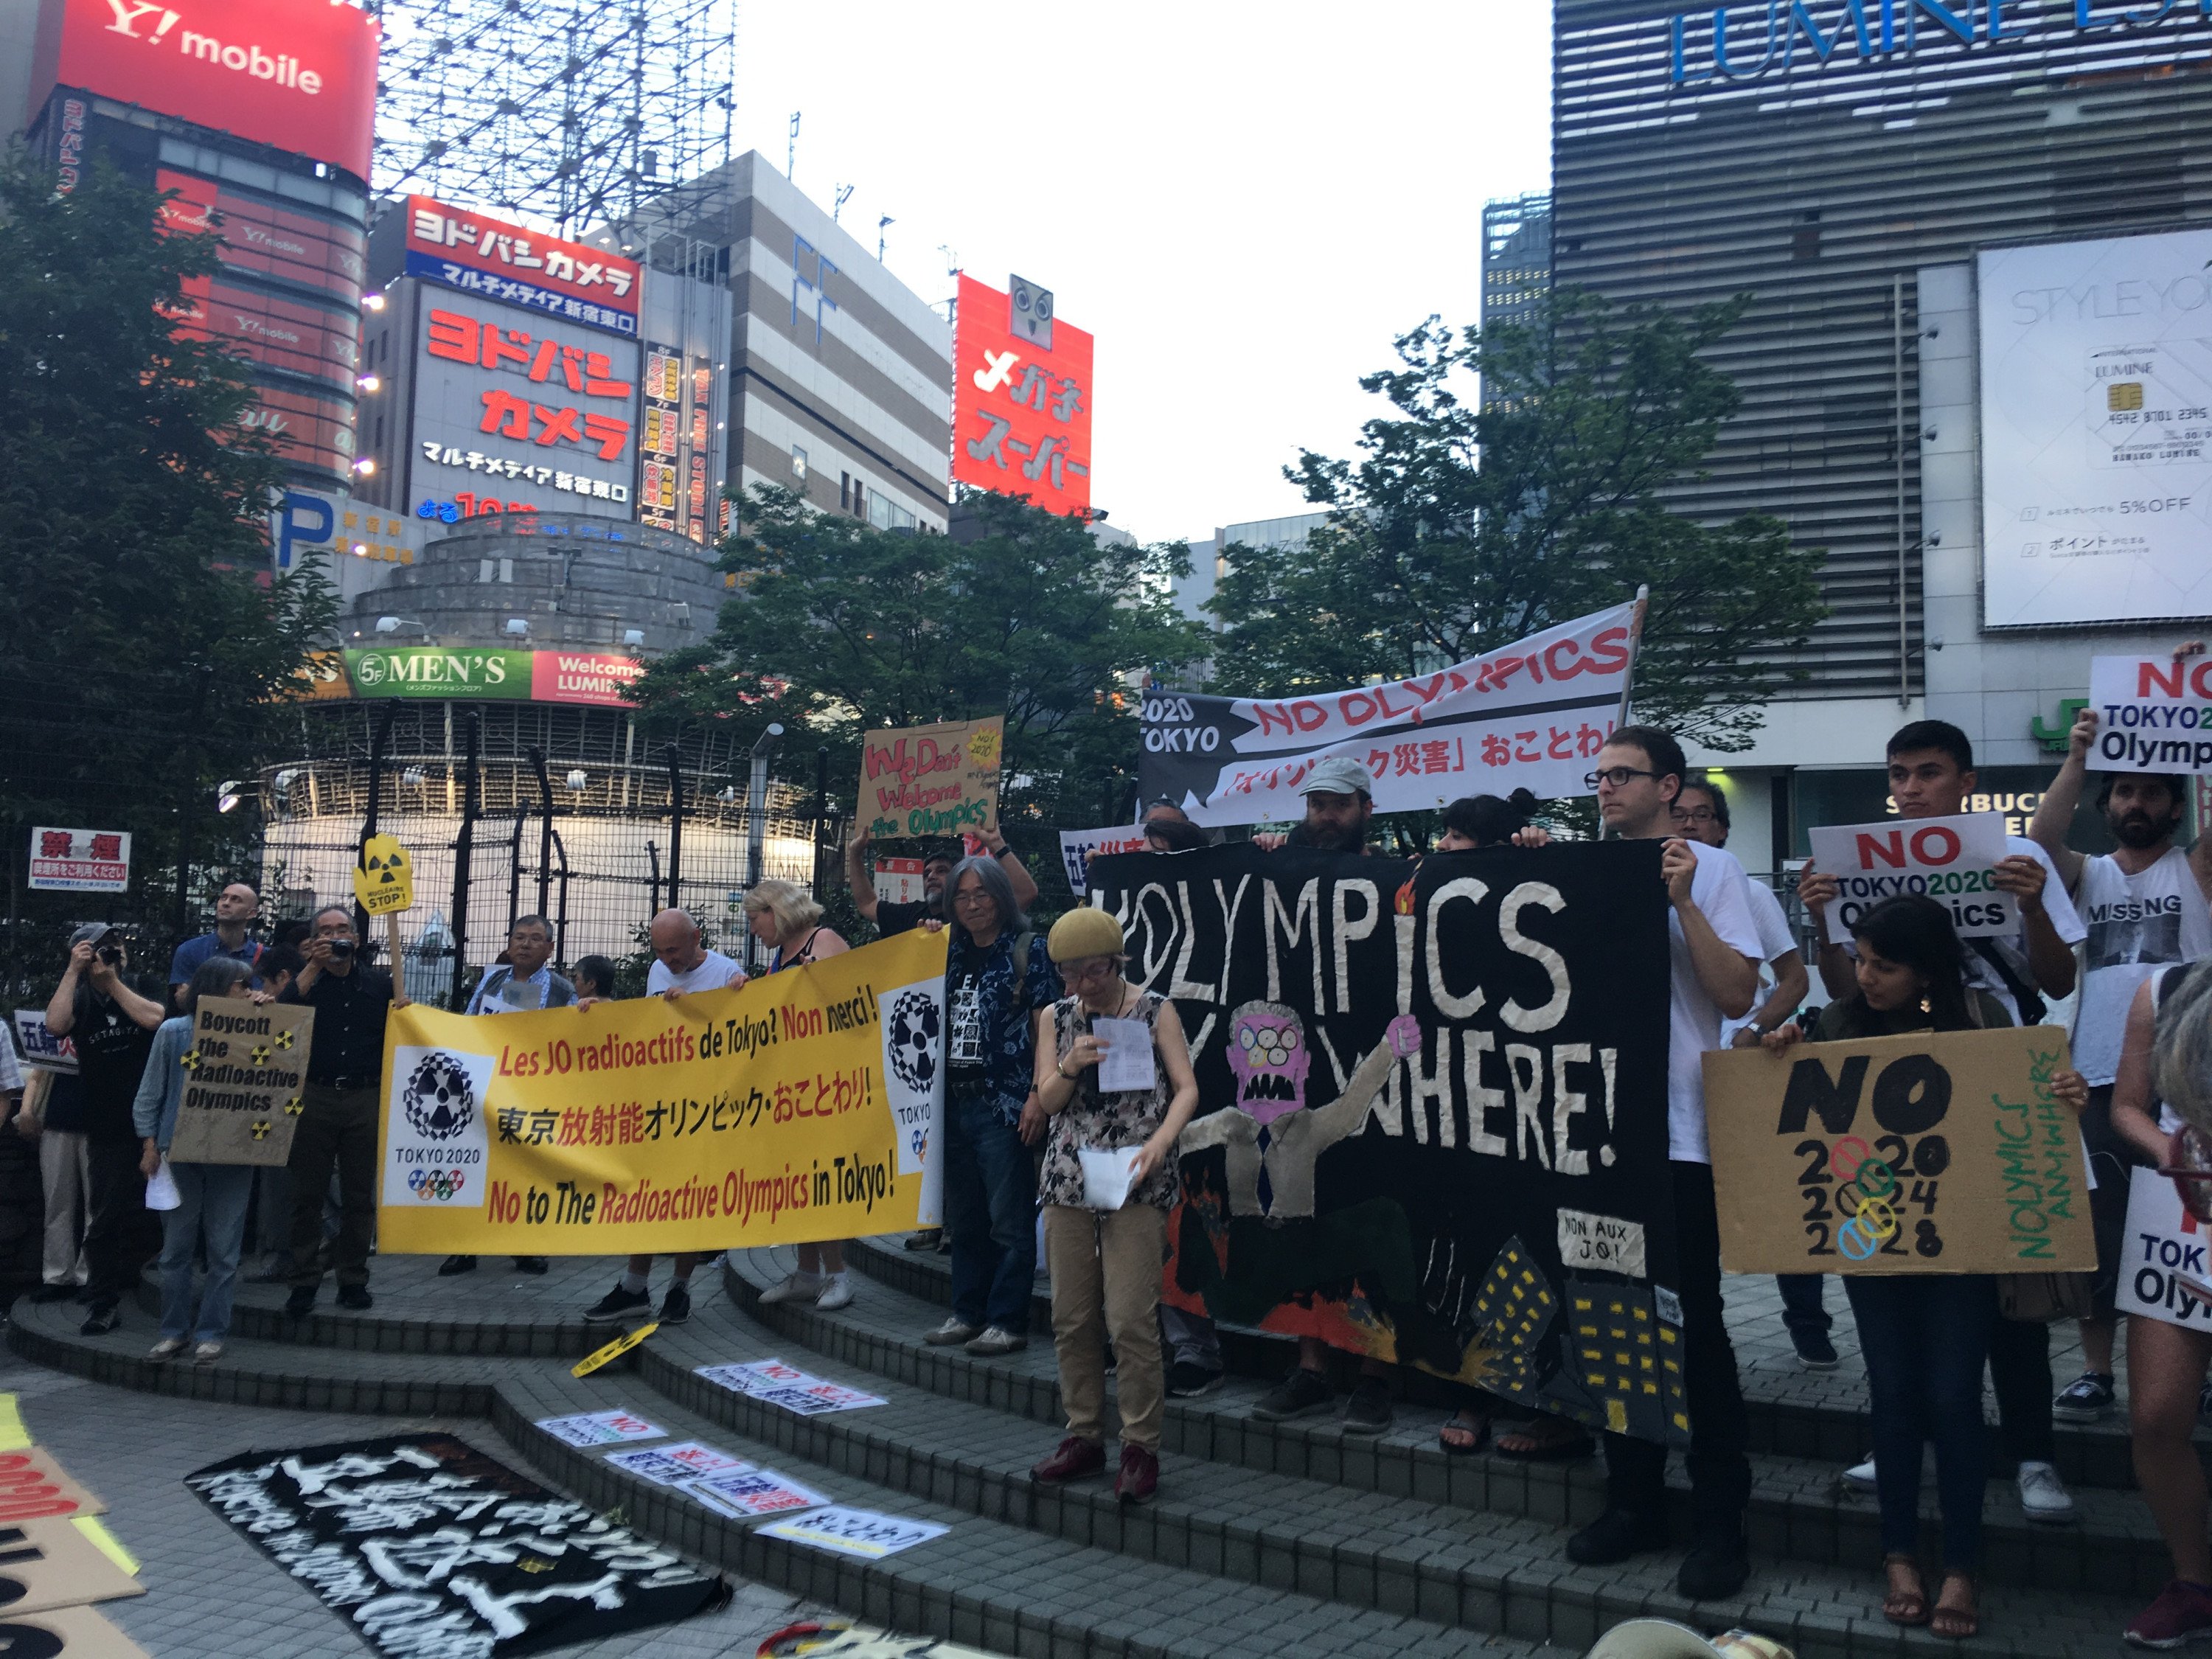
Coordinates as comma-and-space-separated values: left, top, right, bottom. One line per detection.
1805, 812, 2015, 942
2087, 654, 2212, 773
375, 929, 947, 1254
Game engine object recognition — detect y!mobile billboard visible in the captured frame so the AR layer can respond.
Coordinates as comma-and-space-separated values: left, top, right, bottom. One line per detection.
44, 0, 380, 178
952, 274, 1093, 518
403, 197, 641, 337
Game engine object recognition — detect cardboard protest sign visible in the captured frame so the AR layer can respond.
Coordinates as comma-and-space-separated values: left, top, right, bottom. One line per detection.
1703, 1026, 2093, 1274
1805, 812, 2014, 945
377, 928, 947, 1253
2115, 1166, 2212, 1329
2087, 654, 2212, 773
165, 1000, 314, 1166
858, 718, 1002, 839
1091, 841, 1687, 1445
0, 1605, 152, 1658
0, 1515, 145, 1615
1057, 825, 1150, 897
351, 832, 414, 915
0, 1446, 106, 1523
1137, 599, 1638, 827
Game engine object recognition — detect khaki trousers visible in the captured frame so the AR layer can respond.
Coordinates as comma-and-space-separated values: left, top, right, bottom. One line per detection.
1043, 1202, 1168, 1453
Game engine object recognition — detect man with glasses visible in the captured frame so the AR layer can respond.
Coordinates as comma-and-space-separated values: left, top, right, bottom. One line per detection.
1565, 728, 1763, 1601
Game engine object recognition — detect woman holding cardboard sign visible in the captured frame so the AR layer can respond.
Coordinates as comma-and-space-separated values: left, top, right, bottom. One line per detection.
1761, 894, 2087, 1639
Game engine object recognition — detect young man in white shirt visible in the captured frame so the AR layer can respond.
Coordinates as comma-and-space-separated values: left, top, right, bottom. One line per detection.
1564, 727, 1763, 1601
2028, 702, 2212, 1425
1799, 717, 2088, 1525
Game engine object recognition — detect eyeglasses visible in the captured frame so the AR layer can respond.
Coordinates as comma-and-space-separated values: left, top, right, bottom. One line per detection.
951, 888, 996, 908
1067, 956, 1119, 982
1671, 807, 1719, 824
1585, 767, 1658, 790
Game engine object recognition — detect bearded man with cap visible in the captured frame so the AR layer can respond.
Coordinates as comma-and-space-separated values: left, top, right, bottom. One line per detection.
1026, 908, 1200, 1504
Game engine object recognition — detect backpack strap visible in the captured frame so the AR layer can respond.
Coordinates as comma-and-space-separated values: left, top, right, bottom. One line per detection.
1010, 931, 1034, 1006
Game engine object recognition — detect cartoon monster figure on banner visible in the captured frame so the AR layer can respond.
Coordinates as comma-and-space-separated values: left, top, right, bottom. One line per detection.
1090, 841, 1688, 1445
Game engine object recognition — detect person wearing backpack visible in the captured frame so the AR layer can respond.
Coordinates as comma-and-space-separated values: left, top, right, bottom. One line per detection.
922, 855, 1060, 1357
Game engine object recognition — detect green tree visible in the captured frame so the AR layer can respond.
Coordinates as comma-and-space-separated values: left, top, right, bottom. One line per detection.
1206, 290, 1826, 751
0, 149, 337, 972
631, 486, 1207, 899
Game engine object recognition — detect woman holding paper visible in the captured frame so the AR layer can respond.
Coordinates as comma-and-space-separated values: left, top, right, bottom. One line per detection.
132, 956, 262, 1363
1026, 908, 1199, 1505
1760, 894, 2087, 1638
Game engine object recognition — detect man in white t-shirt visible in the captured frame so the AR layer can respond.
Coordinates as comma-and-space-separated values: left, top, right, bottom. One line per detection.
2028, 700, 2212, 1425
581, 908, 744, 1330
1799, 717, 2088, 1526
1563, 727, 1762, 1601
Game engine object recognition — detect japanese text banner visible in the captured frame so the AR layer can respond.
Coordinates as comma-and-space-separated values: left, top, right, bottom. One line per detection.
376, 930, 947, 1254
1139, 602, 1638, 827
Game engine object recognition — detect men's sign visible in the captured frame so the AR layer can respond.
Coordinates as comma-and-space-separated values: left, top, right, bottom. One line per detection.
167, 1000, 314, 1165
2088, 655, 2212, 773
858, 718, 1002, 840
2116, 1166, 2212, 1329
1090, 841, 1686, 1445
351, 834, 414, 917
376, 929, 945, 1253
1138, 601, 1638, 827
1703, 1027, 2093, 1275
28, 828, 129, 894
1057, 825, 1150, 898
1804, 812, 2014, 944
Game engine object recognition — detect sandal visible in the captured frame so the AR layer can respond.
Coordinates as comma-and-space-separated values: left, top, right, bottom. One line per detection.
1882, 1554, 1929, 1627
1931, 1570, 1978, 1640
1439, 1412, 1490, 1455
1495, 1415, 1596, 1463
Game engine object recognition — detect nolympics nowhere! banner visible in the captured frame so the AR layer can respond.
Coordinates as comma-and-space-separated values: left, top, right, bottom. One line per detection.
1141, 601, 1640, 826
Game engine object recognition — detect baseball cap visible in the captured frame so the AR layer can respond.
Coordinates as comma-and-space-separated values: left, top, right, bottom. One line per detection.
1299, 755, 1373, 799
67, 923, 119, 950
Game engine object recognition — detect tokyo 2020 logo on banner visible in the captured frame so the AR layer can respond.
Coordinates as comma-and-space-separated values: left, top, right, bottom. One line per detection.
877, 978, 945, 1227
383, 1045, 493, 1207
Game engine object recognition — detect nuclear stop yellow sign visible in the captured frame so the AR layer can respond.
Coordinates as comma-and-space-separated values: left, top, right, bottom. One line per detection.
375, 929, 949, 1254
352, 835, 414, 916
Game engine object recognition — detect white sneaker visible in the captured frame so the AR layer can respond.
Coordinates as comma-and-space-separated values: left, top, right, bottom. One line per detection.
2017, 1459, 2076, 1525
147, 1338, 187, 1362
964, 1325, 1028, 1357
923, 1316, 980, 1346
814, 1274, 854, 1312
192, 1340, 224, 1365
1842, 1455, 1877, 1492
757, 1272, 822, 1307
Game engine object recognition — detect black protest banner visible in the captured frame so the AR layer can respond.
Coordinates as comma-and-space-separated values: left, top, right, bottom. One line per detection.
187, 1433, 720, 1656
1089, 841, 1685, 1445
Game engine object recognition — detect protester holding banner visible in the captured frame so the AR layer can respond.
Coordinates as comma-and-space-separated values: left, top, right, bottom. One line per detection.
131, 957, 264, 1363
1027, 909, 1200, 1503
1565, 727, 1762, 1601
745, 880, 860, 1314
2028, 701, 2212, 1425
1142, 815, 1207, 854
846, 826, 1037, 937
927, 855, 1059, 1357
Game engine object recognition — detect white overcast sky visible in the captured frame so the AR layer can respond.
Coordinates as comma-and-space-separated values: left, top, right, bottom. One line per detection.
728, 1, 1554, 546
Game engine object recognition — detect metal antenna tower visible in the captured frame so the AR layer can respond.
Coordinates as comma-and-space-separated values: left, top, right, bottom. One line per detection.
369, 0, 737, 237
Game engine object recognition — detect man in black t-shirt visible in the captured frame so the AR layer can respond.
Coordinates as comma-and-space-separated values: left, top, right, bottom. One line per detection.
44, 925, 164, 1334
845, 827, 1040, 936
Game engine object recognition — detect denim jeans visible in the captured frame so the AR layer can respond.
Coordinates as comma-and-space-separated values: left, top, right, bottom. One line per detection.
944, 1085, 1035, 1333
1777, 1273, 1830, 1337
1844, 1273, 1996, 1571
159, 1162, 256, 1342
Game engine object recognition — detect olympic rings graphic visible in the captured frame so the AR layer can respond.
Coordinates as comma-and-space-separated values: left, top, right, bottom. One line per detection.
406, 1166, 469, 1201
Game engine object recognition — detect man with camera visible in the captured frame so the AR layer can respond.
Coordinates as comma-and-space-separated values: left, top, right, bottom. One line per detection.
278, 905, 407, 1316
44, 924, 165, 1335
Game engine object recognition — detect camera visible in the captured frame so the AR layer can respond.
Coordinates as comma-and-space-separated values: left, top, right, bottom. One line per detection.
96, 945, 123, 966
327, 939, 355, 959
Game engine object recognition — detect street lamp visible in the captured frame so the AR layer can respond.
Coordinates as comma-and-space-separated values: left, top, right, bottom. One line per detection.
375, 616, 428, 636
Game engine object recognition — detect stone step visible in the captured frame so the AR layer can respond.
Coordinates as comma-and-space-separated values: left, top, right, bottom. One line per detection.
844, 1235, 2157, 1492
492, 1346, 1548, 1659
734, 1247, 2164, 1598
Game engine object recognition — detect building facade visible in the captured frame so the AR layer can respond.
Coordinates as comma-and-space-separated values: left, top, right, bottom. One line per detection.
1482, 192, 1554, 332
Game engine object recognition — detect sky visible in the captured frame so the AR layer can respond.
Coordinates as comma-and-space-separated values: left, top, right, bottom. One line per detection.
727, 1, 1554, 547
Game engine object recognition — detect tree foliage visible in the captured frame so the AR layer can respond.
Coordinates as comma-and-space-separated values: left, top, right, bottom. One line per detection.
1205, 290, 1826, 751
631, 486, 1208, 875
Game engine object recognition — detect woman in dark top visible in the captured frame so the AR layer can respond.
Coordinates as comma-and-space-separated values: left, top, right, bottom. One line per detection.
1759, 895, 2086, 1638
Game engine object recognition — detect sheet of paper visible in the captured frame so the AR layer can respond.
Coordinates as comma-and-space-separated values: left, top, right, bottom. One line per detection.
758, 1505, 950, 1559
532, 1409, 664, 1447
143, 1158, 180, 1212
1089, 1017, 1155, 1093
602, 1441, 748, 1486
684, 1464, 826, 1517
1079, 1146, 1144, 1212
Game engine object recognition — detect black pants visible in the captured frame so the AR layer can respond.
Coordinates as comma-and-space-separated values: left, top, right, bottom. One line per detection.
1777, 1273, 1830, 1336
287, 1083, 378, 1288
1989, 1307, 2054, 1467
83, 1136, 159, 1307
1600, 1161, 1752, 1531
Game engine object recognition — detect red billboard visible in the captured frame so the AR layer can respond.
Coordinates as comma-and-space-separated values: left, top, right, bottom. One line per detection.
403, 196, 641, 338
46, 0, 380, 178
952, 274, 1093, 518
159, 170, 365, 298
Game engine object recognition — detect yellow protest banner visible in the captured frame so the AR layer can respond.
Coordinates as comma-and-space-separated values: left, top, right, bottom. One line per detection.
376, 929, 948, 1255
352, 834, 415, 916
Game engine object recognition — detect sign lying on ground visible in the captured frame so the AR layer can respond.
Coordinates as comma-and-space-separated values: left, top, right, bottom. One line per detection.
858, 718, 1002, 840
28, 828, 130, 894
1703, 1026, 2094, 1275
2087, 655, 2212, 773
376, 929, 947, 1253
167, 999, 314, 1166
1804, 812, 2014, 943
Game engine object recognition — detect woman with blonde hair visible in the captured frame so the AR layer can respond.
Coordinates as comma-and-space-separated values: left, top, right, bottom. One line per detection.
746, 879, 858, 1312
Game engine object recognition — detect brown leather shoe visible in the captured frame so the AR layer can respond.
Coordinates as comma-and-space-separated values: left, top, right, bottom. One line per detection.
1029, 1436, 1107, 1484
1115, 1443, 1159, 1504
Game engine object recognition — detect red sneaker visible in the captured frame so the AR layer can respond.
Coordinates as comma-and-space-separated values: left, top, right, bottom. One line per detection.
2129, 1581, 2212, 1649
1029, 1436, 1106, 1484
1115, 1443, 1158, 1504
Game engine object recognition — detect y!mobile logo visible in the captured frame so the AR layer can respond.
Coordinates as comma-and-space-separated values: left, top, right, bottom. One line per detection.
103, 0, 178, 41
105, 0, 328, 94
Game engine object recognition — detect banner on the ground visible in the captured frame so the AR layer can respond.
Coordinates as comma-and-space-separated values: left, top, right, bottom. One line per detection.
1058, 825, 1150, 897
375, 928, 946, 1253
167, 1001, 316, 1166
0, 1515, 143, 1616
0, 1445, 106, 1523
858, 717, 1002, 839
1137, 601, 1638, 827
1704, 1026, 2094, 1275
1804, 812, 2015, 944
188, 1434, 718, 1658
2116, 1165, 2212, 1328
1090, 841, 1686, 1444
2088, 655, 2212, 773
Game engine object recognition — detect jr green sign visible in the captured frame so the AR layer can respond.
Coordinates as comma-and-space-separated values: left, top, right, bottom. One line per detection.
344, 647, 534, 700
